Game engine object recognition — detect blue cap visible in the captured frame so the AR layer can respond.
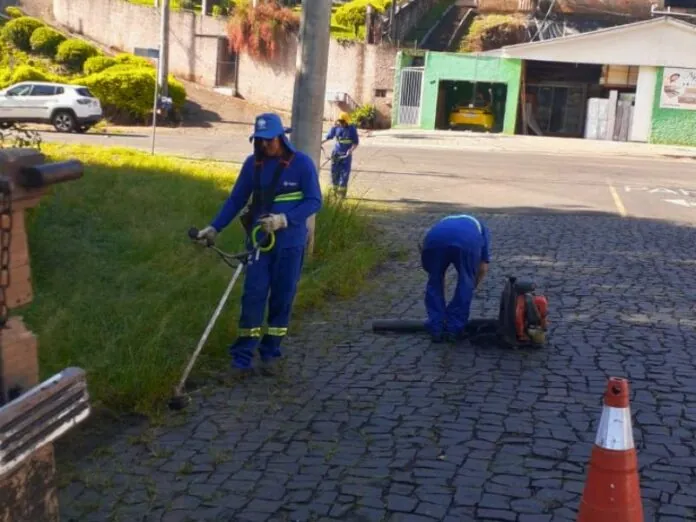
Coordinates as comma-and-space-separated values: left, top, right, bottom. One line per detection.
249, 113, 295, 152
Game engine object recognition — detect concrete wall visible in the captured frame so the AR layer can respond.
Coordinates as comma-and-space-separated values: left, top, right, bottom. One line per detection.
414, 52, 522, 133
650, 67, 696, 147
52, 0, 226, 86
4, 0, 53, 21
42, 0, 396, 124
237, 36, 397, 125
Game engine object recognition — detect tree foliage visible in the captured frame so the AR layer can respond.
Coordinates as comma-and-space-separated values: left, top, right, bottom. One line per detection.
227, 0, 300, 61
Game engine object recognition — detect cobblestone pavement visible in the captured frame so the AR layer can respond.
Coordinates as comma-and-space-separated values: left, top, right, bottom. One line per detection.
58, 206, 696, 522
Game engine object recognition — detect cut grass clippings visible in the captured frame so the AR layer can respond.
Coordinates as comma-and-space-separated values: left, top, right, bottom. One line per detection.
20, 144, 386, 416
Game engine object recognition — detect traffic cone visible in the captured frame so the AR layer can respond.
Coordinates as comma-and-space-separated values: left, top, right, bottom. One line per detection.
577, 377, 644, 522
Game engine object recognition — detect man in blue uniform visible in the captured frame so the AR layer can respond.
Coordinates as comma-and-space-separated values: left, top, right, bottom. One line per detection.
420, 214, 491, 343
322, 111, 359, 198
196, 113, 322, 375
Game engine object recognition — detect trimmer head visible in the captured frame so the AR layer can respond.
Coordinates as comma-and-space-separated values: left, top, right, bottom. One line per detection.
167, 393, 190, 411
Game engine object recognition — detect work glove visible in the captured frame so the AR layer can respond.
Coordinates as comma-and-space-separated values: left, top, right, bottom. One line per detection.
258, 213, 287, 233
197, 226, 217, 243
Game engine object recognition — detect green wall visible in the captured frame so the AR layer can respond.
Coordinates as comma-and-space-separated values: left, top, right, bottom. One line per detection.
420, 53, 522, 134
650, 67, 696, 147
391, 50, 426, 128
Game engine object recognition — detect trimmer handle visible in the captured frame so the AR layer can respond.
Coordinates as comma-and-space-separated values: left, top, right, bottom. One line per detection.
188, 226, 214, 247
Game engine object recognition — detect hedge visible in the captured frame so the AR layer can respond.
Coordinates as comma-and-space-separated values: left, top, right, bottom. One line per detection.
29, 26, 66, 57
4, 6, 23, 18
334, 0, 392, 35
1, 16, 45, 51
113, 53, 155, 68
78, 66, 186, 122
83, 55, 116, 75
55, 38, 100, 70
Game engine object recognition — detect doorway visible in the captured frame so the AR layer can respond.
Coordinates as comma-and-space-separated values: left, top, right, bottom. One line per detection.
525, 84, 587, 137
435, 80, 508, 133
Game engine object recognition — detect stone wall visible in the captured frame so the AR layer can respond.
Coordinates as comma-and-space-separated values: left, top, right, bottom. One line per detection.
477, 0, 660, 17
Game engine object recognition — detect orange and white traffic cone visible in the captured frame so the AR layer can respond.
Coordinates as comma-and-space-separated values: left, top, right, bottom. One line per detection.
577, 377, 644, 522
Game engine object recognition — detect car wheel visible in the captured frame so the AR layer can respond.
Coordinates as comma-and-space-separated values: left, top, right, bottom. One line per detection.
76, 125, 92, 134
52, 111, 76, 133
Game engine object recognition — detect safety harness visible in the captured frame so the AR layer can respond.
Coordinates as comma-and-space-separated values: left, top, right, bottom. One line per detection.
239, 153, 295, 251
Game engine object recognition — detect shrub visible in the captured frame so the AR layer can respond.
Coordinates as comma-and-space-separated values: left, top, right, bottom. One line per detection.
351, 103, 377, 129
227, 0, 300, 61
9, 64, 50, 83
113, 53, 155, 68
4, 6, 24, 18
0, 16, 45, 51
83, 55, 116, 75
334, 0, 392, 36
459, 14, 528, 53
29, 26, 66, 57
55, 38, 100, 70
78, 66, 186, 123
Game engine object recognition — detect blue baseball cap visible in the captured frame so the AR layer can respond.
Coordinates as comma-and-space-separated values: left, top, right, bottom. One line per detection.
249, 113, 295, 152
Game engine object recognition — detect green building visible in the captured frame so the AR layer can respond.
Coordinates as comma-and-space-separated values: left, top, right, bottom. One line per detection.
391, 16, 696, 147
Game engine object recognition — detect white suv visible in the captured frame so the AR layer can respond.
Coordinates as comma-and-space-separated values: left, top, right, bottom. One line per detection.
0, 81, 103, 133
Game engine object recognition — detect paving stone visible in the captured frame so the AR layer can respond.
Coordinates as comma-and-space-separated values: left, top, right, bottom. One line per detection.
56, 209, 696, 521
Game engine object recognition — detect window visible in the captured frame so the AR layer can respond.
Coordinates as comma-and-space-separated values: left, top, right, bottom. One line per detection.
6, 85, 32, 96
30, 85, 57, 96
56, 87, 64, 95
375, 89, 387, 98
75, 88, 95, 98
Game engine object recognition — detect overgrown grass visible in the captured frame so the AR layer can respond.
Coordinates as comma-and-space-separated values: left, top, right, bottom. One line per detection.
458, 13, 527, 53
21, 144, 385, 416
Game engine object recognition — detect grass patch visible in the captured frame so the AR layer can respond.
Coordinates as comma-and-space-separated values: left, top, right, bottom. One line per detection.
404, 0, 456, 45
458, 13, 528, 53
20, 144, 385, 416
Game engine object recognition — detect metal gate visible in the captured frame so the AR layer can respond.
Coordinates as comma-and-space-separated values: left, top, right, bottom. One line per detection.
397, 67, 424, 126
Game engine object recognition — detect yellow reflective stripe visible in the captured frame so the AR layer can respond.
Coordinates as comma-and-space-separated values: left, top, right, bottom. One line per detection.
274, 191, 303, 202
266, 327, 288, 336
338, 138, 353, 143
238, 327, 262, 337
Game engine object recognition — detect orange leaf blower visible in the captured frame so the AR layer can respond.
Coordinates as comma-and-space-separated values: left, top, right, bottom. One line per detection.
498, 276, 549, 348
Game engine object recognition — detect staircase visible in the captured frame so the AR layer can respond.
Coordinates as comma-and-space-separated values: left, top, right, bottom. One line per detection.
420, 1, 477, 51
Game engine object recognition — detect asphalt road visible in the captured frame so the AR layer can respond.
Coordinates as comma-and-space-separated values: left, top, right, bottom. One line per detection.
39, 129, 696, 224
51, 130, 696, 522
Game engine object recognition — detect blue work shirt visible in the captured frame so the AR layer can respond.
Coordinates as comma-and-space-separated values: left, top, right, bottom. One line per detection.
423, 214, 491, 263
325, 124, 359, 155
210, 151, 323, 249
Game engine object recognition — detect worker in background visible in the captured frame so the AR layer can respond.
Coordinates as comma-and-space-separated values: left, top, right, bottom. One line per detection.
420, 214, 491, 343
322, 111, 359, 198
196, 113, 323, 376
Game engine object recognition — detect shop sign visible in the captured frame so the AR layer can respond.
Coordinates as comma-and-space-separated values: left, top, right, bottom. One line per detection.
660, 67, 696, 110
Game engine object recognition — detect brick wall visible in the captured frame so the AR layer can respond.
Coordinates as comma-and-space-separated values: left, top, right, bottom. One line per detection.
478, 0, 659, 16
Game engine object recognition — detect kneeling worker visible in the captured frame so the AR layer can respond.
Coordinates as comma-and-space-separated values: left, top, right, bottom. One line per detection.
196, 113, 322, 375
420, 214, 491, 343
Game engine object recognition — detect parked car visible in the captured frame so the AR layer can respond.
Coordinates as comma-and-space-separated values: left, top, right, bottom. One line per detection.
0, 81, 103, 133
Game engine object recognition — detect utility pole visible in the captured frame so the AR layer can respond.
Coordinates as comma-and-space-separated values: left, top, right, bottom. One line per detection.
290, 0, 331, 256
158, 0, 170, 97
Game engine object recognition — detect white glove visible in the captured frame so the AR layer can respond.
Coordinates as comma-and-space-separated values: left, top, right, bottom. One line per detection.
197, 226, 217, 243
258, 213, 287, 233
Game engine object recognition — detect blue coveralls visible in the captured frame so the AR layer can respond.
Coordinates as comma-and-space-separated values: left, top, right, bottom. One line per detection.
421, 214, 491, 338
209, 152, 323, 369
325, 124, 359, 196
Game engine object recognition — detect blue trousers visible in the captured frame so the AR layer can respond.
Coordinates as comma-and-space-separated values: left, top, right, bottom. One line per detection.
331, 154, 352, 193
229, 245, 305, 369
421, 245, 479, 337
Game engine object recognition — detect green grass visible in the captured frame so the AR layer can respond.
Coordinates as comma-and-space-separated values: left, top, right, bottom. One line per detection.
458, 13, 527, 53
20, 144, 385, 416
404, 0, 456, 45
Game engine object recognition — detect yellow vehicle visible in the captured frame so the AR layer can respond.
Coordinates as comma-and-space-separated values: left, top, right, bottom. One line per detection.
448, 100, 495, 132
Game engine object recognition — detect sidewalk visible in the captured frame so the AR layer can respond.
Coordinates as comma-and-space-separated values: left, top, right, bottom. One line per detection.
363, 128, 696, 160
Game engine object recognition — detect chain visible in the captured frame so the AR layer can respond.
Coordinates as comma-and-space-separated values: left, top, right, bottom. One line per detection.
0, 176, 12, 329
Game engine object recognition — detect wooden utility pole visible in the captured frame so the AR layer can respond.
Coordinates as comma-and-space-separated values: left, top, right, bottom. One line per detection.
290, 0, 331, 256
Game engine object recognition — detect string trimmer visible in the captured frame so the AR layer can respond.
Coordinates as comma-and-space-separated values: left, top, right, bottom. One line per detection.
167, 226, 272, 411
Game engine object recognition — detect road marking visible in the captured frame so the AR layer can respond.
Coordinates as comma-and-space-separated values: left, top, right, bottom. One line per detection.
608, 181, 627, 217
664, 198, 696, 208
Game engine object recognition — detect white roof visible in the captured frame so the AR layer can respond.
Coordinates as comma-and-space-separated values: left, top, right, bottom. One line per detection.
482, 16, 696, 68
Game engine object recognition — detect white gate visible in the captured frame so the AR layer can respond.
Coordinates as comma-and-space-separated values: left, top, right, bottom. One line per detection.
397, 67, 424, 126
